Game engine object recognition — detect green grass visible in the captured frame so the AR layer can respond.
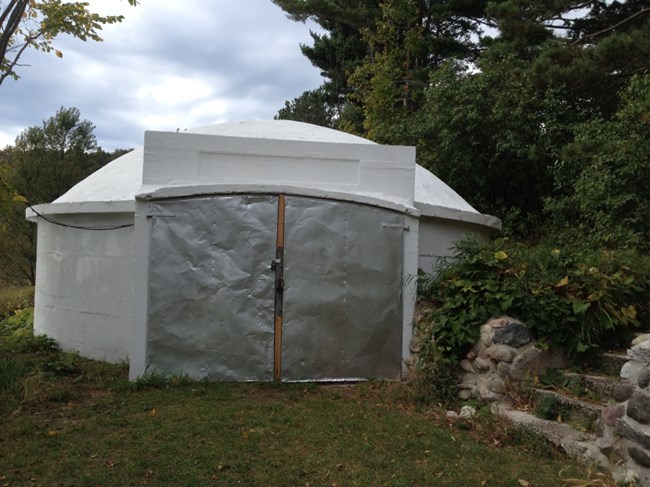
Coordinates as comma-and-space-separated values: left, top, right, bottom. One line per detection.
0, 285, 33, 320
0, 345, 615, 487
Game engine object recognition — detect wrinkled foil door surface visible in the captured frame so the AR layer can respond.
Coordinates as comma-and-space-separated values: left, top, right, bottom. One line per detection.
147, 195, 277, 380
281, 197, 404, 381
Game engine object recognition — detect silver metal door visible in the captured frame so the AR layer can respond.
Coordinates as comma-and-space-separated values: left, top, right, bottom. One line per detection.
145, 194, 404, 381
281, 197, 404, 381
146, 195, 277, 380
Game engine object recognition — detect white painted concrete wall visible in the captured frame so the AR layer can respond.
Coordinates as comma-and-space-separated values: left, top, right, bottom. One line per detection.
33, 213, 134, 362
417, 217, 494, 273
142, 131, 416, 208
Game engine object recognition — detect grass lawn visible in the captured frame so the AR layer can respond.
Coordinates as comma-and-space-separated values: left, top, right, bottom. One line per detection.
0, 341, 615, 487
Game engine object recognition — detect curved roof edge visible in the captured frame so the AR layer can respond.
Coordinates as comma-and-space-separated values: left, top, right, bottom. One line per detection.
26, 201, 135, 221
137, 184, 420, 216
49, 121, 500, 232
416, 202, 502, 232
53, 147, 144, 205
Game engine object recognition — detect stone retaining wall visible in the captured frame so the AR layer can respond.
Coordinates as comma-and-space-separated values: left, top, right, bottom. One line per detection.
457, 317, 567, 401
600, 338, 650, 484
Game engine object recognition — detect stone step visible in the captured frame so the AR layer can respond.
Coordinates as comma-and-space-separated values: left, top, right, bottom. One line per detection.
595, 352, 628, 376
497, 405, 634, 484
497, 405, 606, 464
533, 388, 604, 422
563, 372, 620, 402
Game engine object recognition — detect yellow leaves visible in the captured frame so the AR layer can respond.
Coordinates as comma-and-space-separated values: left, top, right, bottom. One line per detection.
148, 408, 157, 417
621, 305, 637, 320
494, 251, 508, 260
555, 276, 569, 287
517, 480, 530, 487
54, 49, 63, 58
47, 429, 58, 437
12, 194, 28, 204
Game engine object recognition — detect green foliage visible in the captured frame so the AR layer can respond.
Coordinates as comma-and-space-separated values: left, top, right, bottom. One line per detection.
417, 58, 573, 231
416, 237, 650, 367
272, 0, 379, 126
275, 87, 337, 128
0, 107, 123, 284
535, 394, 569, 421
547, 75, 650, 250
0, 305, 58, 354
0, 0, 137, 86
0, 356, 30, 395
279, 0, 650, 240
410, 348, 459, 408
539, 368, 569, 390
0, 286, 33, 319
132, 371, 191, 390
42, 352, 80, 377
348, 0, 487, 144
0, 306, 34, 336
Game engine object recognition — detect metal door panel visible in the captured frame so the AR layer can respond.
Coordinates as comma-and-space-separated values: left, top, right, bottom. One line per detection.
281, 197, 404, 381
146, 195, 277, 380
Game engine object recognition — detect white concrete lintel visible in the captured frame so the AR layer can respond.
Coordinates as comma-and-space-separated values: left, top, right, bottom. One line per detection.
136, 184, 421, 216
143, 130, 416, 207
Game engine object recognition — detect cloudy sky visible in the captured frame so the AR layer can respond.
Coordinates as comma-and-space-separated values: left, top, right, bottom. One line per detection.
0, 0, 324, 151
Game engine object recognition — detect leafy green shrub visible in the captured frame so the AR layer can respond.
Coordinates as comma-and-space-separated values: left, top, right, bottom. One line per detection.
0, 306, 58, 354
410, 349, 459, 407
535, 395, 568, 421
416, 237, 650, 367
0, 307, 34, 337
42, 351, 80, 376
538, 368, 568, 390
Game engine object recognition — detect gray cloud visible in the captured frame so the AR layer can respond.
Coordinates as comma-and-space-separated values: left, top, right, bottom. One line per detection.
0, 0, 323, 150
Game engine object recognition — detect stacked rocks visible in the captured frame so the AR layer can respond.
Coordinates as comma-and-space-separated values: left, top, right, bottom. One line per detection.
612, 339, 650, 483
458, 317, 567, 401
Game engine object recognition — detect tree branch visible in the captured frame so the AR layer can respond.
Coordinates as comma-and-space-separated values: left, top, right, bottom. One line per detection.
570, 7, 650, 46
0, 31, 41, 87
0, 0, 30, 71
0, 0, 20, 28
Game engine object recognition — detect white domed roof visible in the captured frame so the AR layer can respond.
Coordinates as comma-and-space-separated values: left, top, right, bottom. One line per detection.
54, 121, 488, 225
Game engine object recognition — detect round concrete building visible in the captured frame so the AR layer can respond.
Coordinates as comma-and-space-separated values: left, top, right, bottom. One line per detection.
28, 121, 500, 382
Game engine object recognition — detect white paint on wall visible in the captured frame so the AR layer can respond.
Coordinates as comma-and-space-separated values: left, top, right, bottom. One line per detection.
141, 131, 416, 207
33, 213, 134, 362
417, 216, 496, 273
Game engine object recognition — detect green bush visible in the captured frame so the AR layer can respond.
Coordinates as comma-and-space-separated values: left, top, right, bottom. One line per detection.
0, 306, 58, 354
0, 307, 34, 337
416, 237, 650, 366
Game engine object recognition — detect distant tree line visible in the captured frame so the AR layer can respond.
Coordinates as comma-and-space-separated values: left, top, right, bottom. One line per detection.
274, 0, 650, 250
0, 107, 128, 285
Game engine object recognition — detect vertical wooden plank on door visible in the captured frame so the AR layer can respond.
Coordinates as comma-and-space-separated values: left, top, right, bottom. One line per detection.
274, 194, 286, 381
